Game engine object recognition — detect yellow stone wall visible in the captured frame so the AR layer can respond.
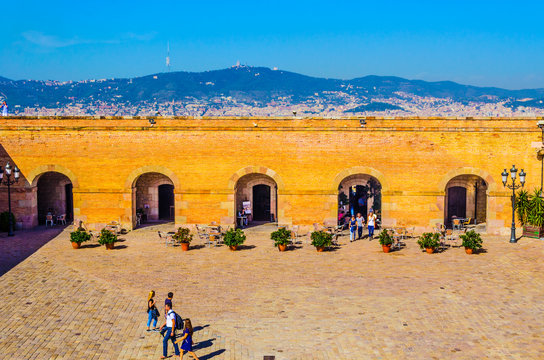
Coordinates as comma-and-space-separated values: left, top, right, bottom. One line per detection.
0, 117, 541, 234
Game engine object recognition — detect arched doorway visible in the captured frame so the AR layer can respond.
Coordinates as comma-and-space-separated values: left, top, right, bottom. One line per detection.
132, 172, 175, 227
338, 174, 382, 226
444, 175, 487, 228
235, 173, 277, 227
36, 172, 73, 225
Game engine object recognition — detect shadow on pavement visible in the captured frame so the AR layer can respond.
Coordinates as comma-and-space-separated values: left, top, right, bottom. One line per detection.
193, 337, 215, 350
0, 226, 66, 276
200, 349, 225, 360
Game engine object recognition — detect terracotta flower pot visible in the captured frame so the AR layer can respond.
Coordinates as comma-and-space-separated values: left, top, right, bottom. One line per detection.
71, 242, 81, 249
382, 244, 391, 253
181, 242, 190, 251
316, 246, 325, 252
465, 247, 473, 254
278, 244, 287, 252
229, 245, 238, 251
425, 247, 434, 254
105, 243, 115, 250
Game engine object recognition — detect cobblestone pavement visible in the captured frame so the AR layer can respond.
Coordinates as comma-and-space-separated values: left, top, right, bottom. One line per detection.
0, 226, 65, 275
0, 223, 543, 359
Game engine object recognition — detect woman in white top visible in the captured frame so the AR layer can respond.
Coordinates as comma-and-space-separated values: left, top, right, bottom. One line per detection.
367, 210, 377, 240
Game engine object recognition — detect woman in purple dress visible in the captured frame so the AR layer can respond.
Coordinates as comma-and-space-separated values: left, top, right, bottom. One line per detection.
175, 319, 199, 360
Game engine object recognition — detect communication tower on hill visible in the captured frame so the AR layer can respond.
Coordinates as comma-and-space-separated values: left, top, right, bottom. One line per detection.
166, 41, 171, 72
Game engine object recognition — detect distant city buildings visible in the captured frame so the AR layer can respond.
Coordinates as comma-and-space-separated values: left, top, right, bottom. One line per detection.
12, 91, 542, 117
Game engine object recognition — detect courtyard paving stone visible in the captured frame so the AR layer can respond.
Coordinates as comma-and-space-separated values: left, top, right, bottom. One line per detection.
0, 223, 543, 359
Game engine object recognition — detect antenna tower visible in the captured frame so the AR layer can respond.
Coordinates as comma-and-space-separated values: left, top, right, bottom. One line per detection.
166, 41, 171, 72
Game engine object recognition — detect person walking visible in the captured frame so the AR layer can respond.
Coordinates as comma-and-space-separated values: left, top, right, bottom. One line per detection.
160, 292, 174, 337
175, 319, 199, 360
367, 210, 377, 240
146, 290, 159, 331
159, 303, 180, 359
356, 213, 365, 240
1, 101, 7, 116
165, 292, 173, 309
349, 215, 357, 242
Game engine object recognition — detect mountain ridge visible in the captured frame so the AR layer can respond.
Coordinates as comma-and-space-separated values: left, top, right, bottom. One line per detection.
1, 66, 544, 115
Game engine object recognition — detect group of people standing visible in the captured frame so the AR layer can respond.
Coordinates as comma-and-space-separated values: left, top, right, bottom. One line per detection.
347, 210, 378, 242
147, 291, 199, 360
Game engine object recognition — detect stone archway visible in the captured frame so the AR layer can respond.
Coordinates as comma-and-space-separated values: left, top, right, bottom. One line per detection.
337, 174, 382, 226
131, 173, 175, 228
225, 166, 285, 226
27, 165, 79, 229
438, 167, 497, 230
330, 166, 391, 226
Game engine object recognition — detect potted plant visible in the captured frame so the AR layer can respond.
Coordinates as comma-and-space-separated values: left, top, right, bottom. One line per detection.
460, 230, 483, 254
523, 189, 544, 238
271, 227, 292, 252
69, 229, 91, 249
98, 228, 117, 250
378, 229, 393, 253
223, 228, 246, 251
310, 230, 333, 252
417, 232, 439, 254
172, 227, 193, 251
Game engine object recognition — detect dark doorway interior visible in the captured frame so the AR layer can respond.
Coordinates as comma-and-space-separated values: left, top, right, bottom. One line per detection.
349, 185, 368, 218
158, 184, 174, 220
253, 184, 271, 221
447, 186, 467, 228
65, 183, 73, 221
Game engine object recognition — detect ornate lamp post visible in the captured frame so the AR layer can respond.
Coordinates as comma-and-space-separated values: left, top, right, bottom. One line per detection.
502, 165, 526, 243
0, 162, 20, 236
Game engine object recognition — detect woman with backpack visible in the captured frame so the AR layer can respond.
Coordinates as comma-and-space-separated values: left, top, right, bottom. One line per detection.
146, 290, 159, 331
175, 318, 199, 360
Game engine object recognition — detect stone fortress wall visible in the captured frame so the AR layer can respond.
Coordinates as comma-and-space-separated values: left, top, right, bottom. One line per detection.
0, 116, 542, 235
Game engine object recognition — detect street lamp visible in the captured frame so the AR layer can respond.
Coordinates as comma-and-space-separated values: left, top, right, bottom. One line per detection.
537, 120, 544, 195
502, 165, 526, 243
0, 162, 20, 236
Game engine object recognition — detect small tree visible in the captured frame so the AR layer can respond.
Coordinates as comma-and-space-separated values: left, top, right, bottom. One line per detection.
172, 227, 193, 243
223, 228, 246, 247
310, 230, 333, 248
271, 227, 292, 247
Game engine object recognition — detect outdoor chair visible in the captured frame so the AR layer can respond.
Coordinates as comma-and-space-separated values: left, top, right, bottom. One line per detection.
463, 218, 472, 227
405, 226, 415, 239
392, 228, 406, 250
452, 218, 462, 230
45, 215, 54, 227
313, 223, 324, 232
56, 214, 67, 225
158, 231, 174, 247
434, 223, 446, 250
196, 225, 212, 248
106, 221, 121, 234
290, 225, 299, 246
332, 224, 346, 245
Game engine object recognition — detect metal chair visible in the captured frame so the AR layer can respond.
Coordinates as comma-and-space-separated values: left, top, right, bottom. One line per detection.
452, 218, 462, 230
158, 231, 173, 247
57, 214, 67, 225
290, 225, 299, 246
45, 214, 54, 227
196, 225, 212, 247
392, 228, 406, 250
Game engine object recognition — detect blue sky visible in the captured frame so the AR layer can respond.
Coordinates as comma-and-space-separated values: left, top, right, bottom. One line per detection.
2, 0, 544, 89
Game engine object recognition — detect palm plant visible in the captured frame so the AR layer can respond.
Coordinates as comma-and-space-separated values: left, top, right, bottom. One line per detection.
515, 189, 530, 226
528, 189, 544, 228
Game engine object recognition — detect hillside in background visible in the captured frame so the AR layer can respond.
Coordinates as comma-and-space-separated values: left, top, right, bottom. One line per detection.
1, 66, 544, 116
